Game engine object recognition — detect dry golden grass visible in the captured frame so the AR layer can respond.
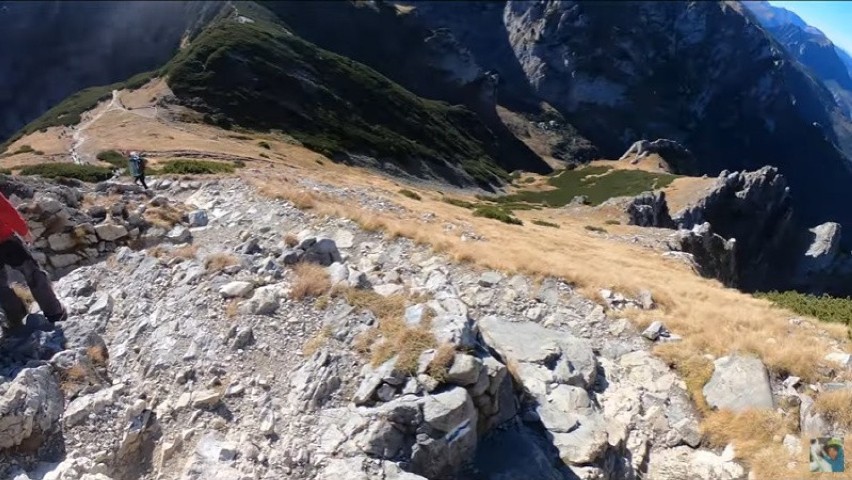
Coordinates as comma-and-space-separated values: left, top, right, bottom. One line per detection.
225, 300, 239, 320
302, 326, 333, 356
815, 389, 852, 429
144, 205, 185, 229
258, 182, 318, 209
86, 345, 108, 366
332, 287, 435, 372
204, 252, 239, 274
59, 364, 89, 396
290, 263, 332, 300
150, 244, 198, 262
702, 409, 790, 463
283, 232, 299, 247
171, 244, 199, 260
370, 317, 436, 373
426, 343, 456, 382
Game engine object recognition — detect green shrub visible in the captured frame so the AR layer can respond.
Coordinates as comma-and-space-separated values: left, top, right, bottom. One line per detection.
532, 219, 559, 228
755, 291, 852, 326
443, 197, 475, 209
14, 145, 35, 155
20, 163, 113, 182
604, 219, 621, 225
522, 177, 536, 184
0, 168, 12, 176
259, 153, 269, 159
473, 206, 523, 225
228, 134, 253, 140
584, 225, 608, 234
96, 150, 126, 168
158, 159, 235, 175
258, 141, 271, 150
398, 189, 421, 201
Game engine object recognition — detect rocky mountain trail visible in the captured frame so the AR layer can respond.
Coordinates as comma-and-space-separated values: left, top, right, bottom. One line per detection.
0, 177, 795, 479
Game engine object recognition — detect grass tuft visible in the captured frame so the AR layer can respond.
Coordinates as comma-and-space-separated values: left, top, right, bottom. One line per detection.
290, 262, 332, 300
815, 389, 852, 430
398, 189, 422, 201
426, 343, 456, 382
204, 253, 239, 274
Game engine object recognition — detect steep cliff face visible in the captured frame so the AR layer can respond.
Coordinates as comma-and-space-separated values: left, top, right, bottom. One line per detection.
414, 1, 852, 229
0, 0, 221, 142
744, 1, 852, 117
672, 167, 798, 291
258, 0, 552, 175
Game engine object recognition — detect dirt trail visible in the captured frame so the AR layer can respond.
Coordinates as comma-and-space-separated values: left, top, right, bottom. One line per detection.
70, 89, 123, 164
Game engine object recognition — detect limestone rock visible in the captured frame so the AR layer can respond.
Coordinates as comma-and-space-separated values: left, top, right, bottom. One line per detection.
626, 191, 674, 228
446, 354, 482, 386
647, 446, 745, 480
218, 281, 254, 299
94, 223, 128, 242
188, 210, 209, 228
0, 366, 63, 449
703, 355, 773, 412
422, 387, 475, 433
478, 316, 597, 390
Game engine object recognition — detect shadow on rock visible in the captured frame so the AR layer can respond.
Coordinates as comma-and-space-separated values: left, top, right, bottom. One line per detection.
0, 314, 66, 380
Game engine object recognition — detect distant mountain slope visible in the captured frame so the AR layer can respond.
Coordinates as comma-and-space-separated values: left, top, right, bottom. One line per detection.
412, 1, 852, 229
0, 0, 220, 141
166, 2, 549, 186
743, 1, 852, 115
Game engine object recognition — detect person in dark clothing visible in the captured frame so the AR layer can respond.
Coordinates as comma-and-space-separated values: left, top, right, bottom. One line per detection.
0, 193, 66, 330
128, 151, 149, 190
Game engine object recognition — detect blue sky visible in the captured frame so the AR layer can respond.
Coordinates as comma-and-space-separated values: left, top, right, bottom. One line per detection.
770, 1, 852, 52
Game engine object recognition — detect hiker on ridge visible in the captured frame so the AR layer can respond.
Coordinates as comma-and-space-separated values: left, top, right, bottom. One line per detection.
128, 151, 149, 190
0, 192, 67, 330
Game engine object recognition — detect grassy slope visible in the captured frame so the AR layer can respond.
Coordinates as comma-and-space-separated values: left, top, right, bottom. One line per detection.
164, 3, 509, 185
0, 70, 158, 152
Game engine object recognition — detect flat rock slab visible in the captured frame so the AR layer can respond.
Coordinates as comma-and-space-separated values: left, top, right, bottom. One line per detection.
703, 355, 773, 412
478, 316, 597, 389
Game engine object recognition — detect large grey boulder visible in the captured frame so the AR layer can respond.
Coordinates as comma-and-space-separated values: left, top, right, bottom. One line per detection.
478, 316, 597, 391
94, 223, 128, 242
411, 386, 477, 479
0, 366, 64, 449
703, 355, 773, 412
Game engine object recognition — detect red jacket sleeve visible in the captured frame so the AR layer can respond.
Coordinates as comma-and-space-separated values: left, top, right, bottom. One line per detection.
0, 194, 30, 237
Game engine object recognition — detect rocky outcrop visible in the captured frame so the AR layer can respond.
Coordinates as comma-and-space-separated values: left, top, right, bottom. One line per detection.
626, 191, 674, 228
619, 139, 697, 173
0, 176, 191, 278
674, 223, 738, 288
670, 167, 795, 290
